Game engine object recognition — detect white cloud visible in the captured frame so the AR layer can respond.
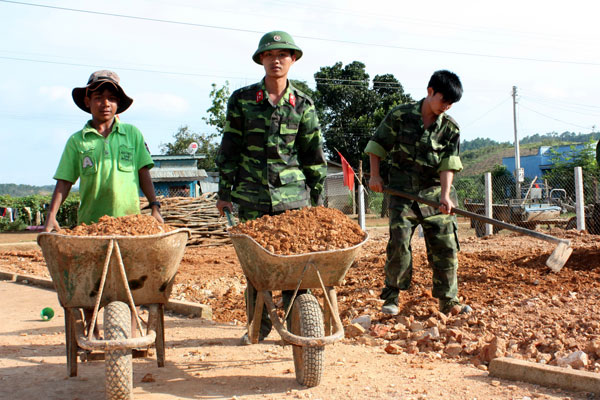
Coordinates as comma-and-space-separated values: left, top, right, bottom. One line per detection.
531, 85, 568, 100
133, 92, 190, 114
39, 85, 71, 102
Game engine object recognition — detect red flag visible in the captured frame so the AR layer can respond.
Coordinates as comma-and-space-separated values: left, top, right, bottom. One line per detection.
337, 151, 355, 191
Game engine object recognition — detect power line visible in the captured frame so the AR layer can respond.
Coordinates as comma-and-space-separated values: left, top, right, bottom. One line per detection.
519, 103, 594, 130
462, 96, 511, 128
2, 0, 600, 67
0, 54, 414, 91
519, 93, 600, 110
265, 0, 593, 45
521, 98, 600, 118
0, 55, 249, 80
0, 51, 410, 88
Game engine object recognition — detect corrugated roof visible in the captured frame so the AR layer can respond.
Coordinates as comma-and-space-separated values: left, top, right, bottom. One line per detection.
151, 154, 206, 160
150, 168, 208, 181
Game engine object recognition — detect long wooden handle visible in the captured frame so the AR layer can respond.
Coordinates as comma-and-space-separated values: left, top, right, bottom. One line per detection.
383, 187, 566, 245
224, 209, 235, 227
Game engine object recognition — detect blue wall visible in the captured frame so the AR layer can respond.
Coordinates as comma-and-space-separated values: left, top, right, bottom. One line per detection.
502, 144, 586, 179
141, 181, 197, 197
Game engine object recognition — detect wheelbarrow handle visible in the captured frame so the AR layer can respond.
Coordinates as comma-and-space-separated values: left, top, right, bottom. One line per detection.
224, 209, 235, 227
383, 186, 566, 245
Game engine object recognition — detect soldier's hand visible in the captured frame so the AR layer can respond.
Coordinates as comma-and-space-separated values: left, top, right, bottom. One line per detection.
216, 200, 233, 217
369, 175, 384, 193
439, 196, 455, 215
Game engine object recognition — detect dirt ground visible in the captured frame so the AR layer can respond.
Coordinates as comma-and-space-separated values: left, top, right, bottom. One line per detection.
0, 217, 599, 399
0, 280, 590, 400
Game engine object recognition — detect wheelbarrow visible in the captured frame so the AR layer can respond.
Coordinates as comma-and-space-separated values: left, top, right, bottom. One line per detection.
37, 228, 190, 399
229, 228, 369, 387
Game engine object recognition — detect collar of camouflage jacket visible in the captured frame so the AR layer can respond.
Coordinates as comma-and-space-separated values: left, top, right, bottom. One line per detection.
260, 79, 296, 107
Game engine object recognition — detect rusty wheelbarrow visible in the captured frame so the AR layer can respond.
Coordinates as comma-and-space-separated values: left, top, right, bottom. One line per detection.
229, 229, 369, 388
37, 228, 190, 399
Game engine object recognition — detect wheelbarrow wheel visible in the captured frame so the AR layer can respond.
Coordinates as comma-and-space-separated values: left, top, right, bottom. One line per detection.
104, 301, 132, 400
290, 293, 324, 388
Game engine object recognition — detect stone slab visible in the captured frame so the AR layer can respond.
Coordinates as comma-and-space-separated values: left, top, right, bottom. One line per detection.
489, 356, 600, 394
0, 270, 212, 320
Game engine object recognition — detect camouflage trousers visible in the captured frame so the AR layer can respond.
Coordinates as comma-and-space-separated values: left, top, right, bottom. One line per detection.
383, 202, 460, 302
238, 206, 305, 337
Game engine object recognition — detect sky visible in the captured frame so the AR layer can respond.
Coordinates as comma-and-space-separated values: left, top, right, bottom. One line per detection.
1, 0, 600, 186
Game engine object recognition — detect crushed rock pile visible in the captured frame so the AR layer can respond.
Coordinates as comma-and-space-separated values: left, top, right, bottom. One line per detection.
229, 206, 365, 255
59, 214, 174, 236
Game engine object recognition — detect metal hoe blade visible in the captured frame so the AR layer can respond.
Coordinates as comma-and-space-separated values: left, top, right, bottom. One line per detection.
545, 240, 573, 273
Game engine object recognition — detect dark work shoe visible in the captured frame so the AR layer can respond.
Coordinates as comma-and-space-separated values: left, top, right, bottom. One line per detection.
440, 299, 472, 315
239, 332, 266, 346
240, 333, 251, 346
381, 297, 399, 315
380, 286, 399, 315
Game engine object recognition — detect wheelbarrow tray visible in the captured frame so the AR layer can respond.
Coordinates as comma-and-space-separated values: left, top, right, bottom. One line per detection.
229, 231, 368, 291
37, 229, 190, 308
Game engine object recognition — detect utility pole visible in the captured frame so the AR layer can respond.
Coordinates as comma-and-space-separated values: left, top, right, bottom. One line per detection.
512, 86, 522, 199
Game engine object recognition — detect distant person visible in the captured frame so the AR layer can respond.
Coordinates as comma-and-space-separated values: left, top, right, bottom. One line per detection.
44, 70, 162, 232
215, 31, 327, 345
365, 70, 471, 316
43, 70, 163, 338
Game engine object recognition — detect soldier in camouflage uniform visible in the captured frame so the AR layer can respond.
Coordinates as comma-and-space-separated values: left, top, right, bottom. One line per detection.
216, 31, 327, 344
365, 70, 471, 316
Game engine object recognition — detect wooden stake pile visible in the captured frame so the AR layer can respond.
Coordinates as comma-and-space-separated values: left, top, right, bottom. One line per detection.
141, 193, 231, 247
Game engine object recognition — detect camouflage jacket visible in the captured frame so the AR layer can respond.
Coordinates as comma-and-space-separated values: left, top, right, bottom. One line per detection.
365, 99, 463, 213
216, 80, 327, 212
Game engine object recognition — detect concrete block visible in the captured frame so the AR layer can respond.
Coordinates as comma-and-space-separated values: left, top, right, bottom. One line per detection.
489, 357, 600, 394
0, 271, 54, 290
167, 299, 212, 320
0, 269, 213, 320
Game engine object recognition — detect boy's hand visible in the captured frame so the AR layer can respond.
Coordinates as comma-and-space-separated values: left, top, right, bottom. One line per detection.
151, 208, 164, 224
43, 216, 61, 232
368, 175, 384, 193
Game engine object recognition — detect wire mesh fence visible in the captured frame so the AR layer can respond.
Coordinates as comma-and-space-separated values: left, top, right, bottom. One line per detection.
323, 174, 387, 217
154, 185, 192, 198
455, 168, 600, 235
326, 167, 600, 236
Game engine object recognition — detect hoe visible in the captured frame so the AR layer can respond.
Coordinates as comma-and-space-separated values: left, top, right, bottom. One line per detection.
383, 187, 573, 272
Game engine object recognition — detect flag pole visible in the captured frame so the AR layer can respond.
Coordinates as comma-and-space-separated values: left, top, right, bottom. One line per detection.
358, 160, 365, 230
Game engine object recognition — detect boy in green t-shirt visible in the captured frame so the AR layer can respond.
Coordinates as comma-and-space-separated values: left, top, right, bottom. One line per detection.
44, 70, 163, 339
44, 70, 162, 232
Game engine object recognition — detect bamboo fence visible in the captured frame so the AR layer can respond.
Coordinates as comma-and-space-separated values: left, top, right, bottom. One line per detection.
141, 193, 233, 247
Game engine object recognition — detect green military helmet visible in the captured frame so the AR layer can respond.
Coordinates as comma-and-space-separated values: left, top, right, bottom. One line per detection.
252, 31, 303, 65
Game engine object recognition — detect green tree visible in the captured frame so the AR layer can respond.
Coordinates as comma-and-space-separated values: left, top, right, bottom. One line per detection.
454, 176, 483, 204
290, 79, 316, 99
160, 81, 233, 171
490, 164, 515, 201
372, 73, 412, 126
313, 61, 412, 170
159, 126, 218, 171
202, 81, 230, 137
544, 140, 600, 204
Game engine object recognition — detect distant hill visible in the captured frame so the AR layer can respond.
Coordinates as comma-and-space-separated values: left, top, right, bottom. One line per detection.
457, 129, 600, 178
458, 144, 541, 177
0, 184, 55, 196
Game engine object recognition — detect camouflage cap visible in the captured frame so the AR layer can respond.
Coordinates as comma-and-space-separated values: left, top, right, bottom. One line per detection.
72, 70, 133, 114
252, 31, 303, 65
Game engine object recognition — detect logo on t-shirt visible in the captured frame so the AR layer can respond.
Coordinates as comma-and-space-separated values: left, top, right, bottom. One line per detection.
82, 156, 94, 170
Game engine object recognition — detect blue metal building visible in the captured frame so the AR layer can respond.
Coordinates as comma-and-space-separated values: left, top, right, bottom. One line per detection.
149, 154, 208, 197
502, 144, 586, 179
